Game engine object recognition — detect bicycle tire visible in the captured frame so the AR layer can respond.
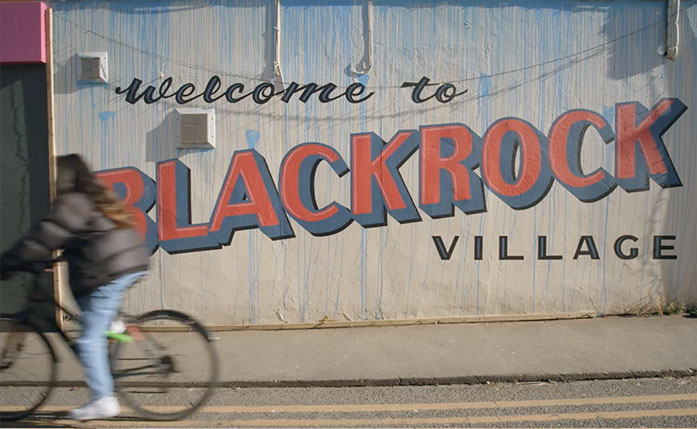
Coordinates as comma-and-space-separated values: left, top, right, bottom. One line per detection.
110, 309, 219, 421
0, 315, 57, 421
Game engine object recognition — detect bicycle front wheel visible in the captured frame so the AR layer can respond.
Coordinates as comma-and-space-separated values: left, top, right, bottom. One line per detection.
0, 315, 57, 421
110, 310, 218, 421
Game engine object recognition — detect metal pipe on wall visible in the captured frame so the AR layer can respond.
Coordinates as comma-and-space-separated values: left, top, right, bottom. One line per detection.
350, 0, 373, 76
666, 0, 680, 60
272, 0, 284, 90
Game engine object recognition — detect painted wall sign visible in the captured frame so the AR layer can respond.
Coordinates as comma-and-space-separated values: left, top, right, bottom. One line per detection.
96, 98, 686, 255
115, 76, 466, 105
52, 0, 697, 323
430, 234, 678, 261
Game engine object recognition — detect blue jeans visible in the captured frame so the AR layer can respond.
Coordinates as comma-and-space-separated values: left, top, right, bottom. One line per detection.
76, 271, 147, 400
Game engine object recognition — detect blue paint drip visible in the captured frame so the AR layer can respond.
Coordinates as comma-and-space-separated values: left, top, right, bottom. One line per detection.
532, 210, 537, 314
602, 199, 610, 315
477, 218, 484, 315
479, 74, 491, 99
356, 74, 369, 86
476, 73, 490, 315
249, 232, 256, 324
360, 230, 367, 320
246, 130, 260, 149
602, 106, 615, 126
99, 110, 116, 170
98, 111, 116, 122
562, 193, 567, 312
245, 129, 261, 323
545, 206, 553, 313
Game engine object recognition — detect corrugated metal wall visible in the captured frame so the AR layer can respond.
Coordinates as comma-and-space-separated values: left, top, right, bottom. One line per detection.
50, 0, 697, 325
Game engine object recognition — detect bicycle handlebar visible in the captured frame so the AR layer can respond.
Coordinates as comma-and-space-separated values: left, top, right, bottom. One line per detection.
0, 257, 63, 282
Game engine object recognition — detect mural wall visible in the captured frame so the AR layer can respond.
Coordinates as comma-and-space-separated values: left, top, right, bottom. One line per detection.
50, 0, 697, 325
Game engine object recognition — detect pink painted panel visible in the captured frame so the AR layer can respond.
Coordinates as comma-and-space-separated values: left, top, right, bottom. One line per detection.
0, 2, 47, 64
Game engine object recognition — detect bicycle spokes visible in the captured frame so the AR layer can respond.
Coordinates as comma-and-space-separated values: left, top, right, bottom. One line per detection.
0, 317, 56, 421
110, 311, 218, 421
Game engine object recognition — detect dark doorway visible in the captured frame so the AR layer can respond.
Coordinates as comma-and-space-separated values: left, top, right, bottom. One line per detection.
1, 64, 54, 314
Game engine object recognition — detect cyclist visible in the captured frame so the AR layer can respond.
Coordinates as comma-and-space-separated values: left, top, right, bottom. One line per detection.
0, 154, 149, 421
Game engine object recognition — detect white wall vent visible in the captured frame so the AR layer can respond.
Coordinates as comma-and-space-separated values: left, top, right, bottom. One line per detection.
78, 52, 108, 83
175, 108, 216, 149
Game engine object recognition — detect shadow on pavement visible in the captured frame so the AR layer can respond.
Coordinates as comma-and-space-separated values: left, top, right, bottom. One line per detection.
0, 412, 147, 428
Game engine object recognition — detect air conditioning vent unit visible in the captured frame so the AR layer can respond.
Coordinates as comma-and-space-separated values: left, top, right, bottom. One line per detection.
78, 52, 108, 83
175, 108, 216, 149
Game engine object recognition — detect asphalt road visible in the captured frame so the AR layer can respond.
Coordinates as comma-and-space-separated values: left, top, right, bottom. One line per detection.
3, 376, 697, 428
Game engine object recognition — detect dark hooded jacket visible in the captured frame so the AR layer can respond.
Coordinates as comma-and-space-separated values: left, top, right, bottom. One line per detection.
1, 155, 149, 297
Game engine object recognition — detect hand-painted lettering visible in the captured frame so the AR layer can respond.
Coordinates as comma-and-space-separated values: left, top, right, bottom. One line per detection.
419, 124, 485, 217
351, 131, 421, 227
209, 150, 294, 245
95, 167, 158, 253
156, 160, 217, 253
482, 118, 554, 209
279, 143, 352, 236
548, 110, 616, 202
96, 98, 686, 255
615, 99, 686, 191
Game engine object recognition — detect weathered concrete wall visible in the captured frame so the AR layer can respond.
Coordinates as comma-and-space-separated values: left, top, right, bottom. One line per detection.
50, 0, 697, 325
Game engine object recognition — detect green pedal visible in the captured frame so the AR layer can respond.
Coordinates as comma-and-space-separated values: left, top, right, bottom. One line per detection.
106, 331, 133, 342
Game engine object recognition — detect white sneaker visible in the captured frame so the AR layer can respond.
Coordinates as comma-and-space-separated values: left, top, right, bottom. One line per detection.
109, 319, 127, 333
67, 396, 120, 420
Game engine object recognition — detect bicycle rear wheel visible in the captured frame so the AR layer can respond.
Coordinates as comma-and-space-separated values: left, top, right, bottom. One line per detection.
0, 315, 57, 421
110, 310, 218, 421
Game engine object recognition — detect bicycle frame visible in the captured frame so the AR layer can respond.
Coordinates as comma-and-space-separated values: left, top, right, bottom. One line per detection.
6, 290, 175, 382
4, 282, 149, 358
6, 292, 83, 361
2, 278, 219, 421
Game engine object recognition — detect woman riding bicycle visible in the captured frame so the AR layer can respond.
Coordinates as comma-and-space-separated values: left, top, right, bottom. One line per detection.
0, 154, 149, 421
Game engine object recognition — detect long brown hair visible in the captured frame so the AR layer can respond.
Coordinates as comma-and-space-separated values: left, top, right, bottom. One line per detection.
56, 154, 134, 229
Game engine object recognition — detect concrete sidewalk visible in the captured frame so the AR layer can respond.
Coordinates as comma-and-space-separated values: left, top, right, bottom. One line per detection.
53, 314, 697, 387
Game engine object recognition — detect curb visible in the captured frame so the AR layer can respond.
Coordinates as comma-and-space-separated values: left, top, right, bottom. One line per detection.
45, 368, 697, 389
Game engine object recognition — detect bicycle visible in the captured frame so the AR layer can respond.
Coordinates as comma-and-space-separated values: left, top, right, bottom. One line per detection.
0, 264, 219, 422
